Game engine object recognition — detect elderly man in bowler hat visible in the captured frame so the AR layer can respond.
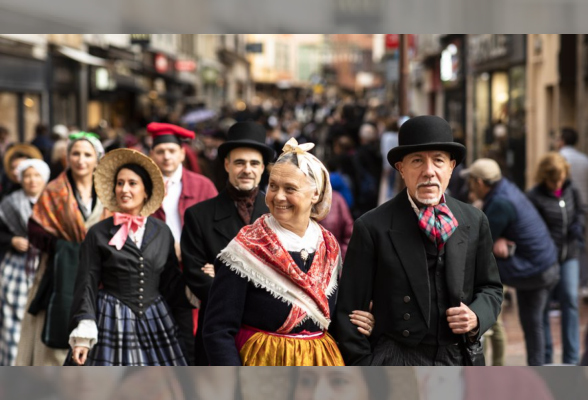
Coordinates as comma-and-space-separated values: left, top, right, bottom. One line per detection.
181, 121, 275, 365
332, 115, 503, 366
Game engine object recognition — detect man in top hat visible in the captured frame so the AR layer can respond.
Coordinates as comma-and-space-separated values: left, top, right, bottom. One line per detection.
181, 121, 275, 365
331, 115, 503, 366
147, 122, 218, 365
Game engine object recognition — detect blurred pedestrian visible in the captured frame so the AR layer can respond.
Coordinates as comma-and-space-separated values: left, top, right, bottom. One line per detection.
556, 127, 588, 301
318, 190, 353, 260
1, 143, 43, 200
462, 158, 560, 366
527, 152, 584, 364
49, 124, 69, 181
352, 123, 382, 219
31, 124, 54, 166
67, 149, 188, 366
0, 159, 50, 365
15, 132, 108, 366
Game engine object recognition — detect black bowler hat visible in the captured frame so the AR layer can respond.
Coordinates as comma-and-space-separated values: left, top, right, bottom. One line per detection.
217, 121, 276, 164
387, 115, 466, 169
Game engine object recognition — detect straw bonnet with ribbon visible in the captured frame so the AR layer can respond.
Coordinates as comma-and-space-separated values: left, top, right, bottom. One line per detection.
277, 137, 332, 221
94, 148, 165, 218
387, 115, 466, 169
3, 143, 43, 183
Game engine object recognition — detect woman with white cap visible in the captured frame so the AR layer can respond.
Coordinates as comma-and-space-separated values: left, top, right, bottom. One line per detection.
0, 159, 50, 365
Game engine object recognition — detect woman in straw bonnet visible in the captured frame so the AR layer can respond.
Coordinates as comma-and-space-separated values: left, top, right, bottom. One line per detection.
67, 148, 188, 366
203, 138, 373, 365
0, 159, 50, 365
16, 132, 108, 366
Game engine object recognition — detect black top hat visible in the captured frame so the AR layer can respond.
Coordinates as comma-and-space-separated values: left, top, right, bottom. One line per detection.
387, 115, 466, 169
217, 121, 276, 164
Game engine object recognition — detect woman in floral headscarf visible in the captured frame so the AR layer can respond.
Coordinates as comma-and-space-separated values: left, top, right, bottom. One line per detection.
203, 138, 360, 366
15, 132, 108, 366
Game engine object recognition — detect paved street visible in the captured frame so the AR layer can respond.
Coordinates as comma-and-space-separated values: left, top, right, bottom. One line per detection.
496, 290, 588, 366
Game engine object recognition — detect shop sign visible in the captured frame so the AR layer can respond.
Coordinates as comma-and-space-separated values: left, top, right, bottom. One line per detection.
130, 34, 151, 46
155, 53, 170, 74
441, 42, 461, 83
246, 43, 263, 53
202, 66, 219, 84
469, 34, 510, 66
175, 59, 197, 72
385, 34, 415, 50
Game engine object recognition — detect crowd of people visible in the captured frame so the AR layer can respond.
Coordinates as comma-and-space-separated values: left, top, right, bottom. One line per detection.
0, 94, 587, 367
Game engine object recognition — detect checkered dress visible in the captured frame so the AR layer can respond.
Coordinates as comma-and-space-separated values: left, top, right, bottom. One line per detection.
0, 251, 34, 366
66, 290, 187, 366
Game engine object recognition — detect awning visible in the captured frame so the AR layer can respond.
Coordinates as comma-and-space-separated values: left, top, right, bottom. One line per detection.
57, 46, 108, 67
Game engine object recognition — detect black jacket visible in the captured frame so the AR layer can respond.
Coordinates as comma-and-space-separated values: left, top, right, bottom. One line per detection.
527, 180, 585, 263
180, 188, 268, 364
68, 217, 187, 333
331, 189, 503, 365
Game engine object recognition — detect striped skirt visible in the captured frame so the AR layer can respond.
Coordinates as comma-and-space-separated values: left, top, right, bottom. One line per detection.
0, 251, 33, 366
67, 290, 187, 366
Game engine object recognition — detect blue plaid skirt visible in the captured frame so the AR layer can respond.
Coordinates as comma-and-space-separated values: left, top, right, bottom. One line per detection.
0, 251, 33, 366
68, 290, 187, 366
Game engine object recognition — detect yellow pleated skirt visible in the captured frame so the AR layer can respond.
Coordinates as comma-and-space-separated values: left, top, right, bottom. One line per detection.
239, 330, 344, 366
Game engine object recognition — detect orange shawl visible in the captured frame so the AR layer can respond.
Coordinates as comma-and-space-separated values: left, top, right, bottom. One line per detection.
31, 171, 107, 242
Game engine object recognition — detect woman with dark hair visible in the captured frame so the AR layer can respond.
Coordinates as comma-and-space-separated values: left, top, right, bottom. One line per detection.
67, 148, 188, 366
289, 367, 389, 400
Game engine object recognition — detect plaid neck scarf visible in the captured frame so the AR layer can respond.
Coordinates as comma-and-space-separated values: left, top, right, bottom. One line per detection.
418, 203, 458, 250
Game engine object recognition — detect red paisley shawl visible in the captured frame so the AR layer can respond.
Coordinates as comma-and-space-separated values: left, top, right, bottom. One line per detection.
228, 214, 341, 333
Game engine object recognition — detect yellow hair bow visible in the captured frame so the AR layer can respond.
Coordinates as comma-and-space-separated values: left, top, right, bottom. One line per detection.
282, 137, 315, 154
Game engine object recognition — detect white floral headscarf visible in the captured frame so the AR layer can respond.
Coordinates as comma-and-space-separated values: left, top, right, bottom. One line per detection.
278, 137, 332, 221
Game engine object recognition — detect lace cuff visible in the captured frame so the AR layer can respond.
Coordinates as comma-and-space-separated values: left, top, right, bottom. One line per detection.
68, 319, 98, 349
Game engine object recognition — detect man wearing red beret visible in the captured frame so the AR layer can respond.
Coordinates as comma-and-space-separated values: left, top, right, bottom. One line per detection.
147, 122, 218, 365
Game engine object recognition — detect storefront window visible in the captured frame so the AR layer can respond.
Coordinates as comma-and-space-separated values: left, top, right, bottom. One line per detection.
23, 94, 41, 143
508, 65, 526, 188
0, 93, 18, 142
473, 73, 490, 159
53, 92, 78, 128
491, 72, 509, 123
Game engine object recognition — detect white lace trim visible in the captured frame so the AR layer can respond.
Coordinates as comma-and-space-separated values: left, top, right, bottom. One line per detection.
217, 238, 340, 330
69, 319, 98, 350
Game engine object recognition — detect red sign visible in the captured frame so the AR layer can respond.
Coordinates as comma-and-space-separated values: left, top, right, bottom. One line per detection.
155, 54, 169, 74
385, 34, 415, 50
175, 59, 197, 72
385, 34, 399, 49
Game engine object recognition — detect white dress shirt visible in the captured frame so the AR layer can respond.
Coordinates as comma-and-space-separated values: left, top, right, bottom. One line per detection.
162, 164, 183, 243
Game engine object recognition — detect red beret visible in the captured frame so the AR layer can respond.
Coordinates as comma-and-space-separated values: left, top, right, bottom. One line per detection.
147, 123, 195, 147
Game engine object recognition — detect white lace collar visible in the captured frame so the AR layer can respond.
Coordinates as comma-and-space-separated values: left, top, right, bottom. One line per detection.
266, 214, 321, 253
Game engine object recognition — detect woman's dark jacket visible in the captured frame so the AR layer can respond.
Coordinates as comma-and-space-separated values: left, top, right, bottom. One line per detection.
527, 180, 585, 263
